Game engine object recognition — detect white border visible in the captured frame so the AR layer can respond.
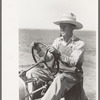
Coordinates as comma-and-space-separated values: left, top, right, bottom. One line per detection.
2, 0, 19, 100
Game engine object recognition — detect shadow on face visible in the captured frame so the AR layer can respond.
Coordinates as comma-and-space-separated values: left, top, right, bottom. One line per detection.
59, 23, 76, 37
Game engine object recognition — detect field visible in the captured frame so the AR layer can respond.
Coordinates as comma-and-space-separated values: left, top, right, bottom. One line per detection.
19, 29, 96, 100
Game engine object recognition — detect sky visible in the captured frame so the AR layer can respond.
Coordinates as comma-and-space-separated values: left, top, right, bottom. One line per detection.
19, 0, 98, 30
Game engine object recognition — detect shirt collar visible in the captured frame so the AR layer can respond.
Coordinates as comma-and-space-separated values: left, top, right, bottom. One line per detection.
60, 35, 76, 46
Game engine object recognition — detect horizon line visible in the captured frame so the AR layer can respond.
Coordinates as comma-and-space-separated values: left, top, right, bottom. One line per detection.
19, 28, 96, 32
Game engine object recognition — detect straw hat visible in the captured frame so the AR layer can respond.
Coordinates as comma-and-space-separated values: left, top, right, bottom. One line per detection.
53, 12, 83, 29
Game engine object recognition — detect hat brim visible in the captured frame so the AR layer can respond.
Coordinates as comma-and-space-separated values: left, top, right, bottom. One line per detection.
53, 20, 83, 29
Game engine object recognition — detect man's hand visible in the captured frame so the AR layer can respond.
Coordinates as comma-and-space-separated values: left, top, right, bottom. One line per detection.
46, 45, 57, 53
46, 46, 60, 59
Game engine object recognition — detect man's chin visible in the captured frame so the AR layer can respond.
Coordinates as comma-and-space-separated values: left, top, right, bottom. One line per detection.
61, 33, 66, 36
62, 34, 67, 37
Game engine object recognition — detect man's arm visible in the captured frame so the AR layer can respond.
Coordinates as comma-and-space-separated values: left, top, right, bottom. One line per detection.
59, 41, 85, 67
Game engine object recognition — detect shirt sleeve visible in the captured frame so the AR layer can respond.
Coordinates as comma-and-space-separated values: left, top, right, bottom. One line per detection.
52, 38, 60, 49
60, 40, 85, 67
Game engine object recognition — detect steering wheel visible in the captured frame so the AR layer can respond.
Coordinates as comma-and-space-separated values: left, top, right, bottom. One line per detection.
31, 42, 59, 76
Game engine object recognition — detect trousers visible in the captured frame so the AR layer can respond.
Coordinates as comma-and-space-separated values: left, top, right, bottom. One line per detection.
26, 67, 87, 100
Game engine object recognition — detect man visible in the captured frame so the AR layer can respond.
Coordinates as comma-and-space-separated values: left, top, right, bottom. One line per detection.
26, 12, 88, 100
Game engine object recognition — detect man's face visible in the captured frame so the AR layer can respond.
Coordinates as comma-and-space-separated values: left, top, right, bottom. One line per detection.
59, 23, 75, 37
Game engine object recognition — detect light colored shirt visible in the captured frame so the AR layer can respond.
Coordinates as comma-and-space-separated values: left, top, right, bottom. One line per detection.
52, 35, 85, 72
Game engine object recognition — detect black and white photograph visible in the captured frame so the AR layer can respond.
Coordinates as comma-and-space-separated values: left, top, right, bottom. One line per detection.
2, 0, 98, 100
18, 0, 98, 100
